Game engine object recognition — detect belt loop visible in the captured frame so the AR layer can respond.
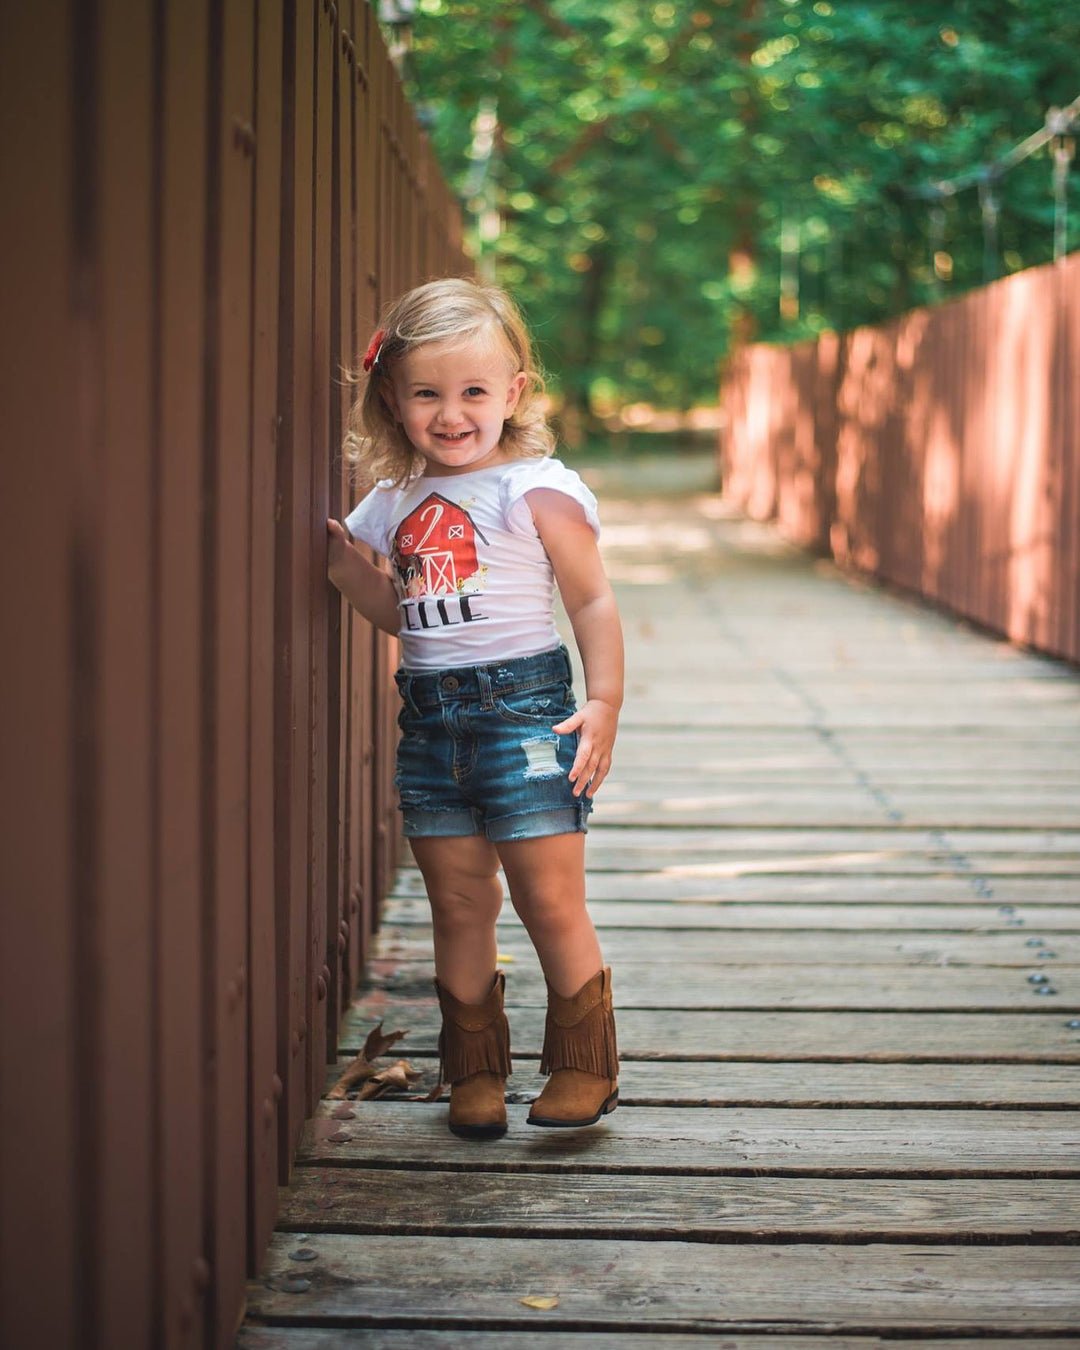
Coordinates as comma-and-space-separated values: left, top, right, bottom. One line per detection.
478, 668, 494, 709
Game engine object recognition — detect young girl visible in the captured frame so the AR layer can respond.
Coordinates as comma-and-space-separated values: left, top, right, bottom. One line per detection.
326, 277, 623, 1140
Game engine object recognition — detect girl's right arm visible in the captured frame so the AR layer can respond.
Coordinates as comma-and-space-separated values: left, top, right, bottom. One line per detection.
326, 519, 400, 636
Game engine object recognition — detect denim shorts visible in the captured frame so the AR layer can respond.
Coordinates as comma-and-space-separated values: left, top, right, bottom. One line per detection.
393, 643, 594, 842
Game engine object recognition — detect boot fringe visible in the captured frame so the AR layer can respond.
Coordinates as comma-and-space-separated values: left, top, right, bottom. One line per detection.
437, 1013, 512, 1085
434, 971, 512, 1085
539, 997, 619, 1079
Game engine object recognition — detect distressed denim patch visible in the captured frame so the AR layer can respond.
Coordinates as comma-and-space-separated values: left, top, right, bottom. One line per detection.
522, 736, 563, 778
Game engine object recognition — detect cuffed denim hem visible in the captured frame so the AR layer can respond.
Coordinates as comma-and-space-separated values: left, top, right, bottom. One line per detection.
400, 800, 591, 841
484, 801, 592, 842
400, 804, 485, 838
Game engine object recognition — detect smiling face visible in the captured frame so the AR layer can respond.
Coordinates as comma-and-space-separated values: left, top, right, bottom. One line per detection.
384, 333, 528, 477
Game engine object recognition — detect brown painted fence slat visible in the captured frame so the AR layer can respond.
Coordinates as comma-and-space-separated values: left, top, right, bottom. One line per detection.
0, 5, 79, 1348
0, 1, 465, 1346
159, 5, 212, 1344
307, 0, 334, 1123
721, 254, 1080, 666
247, 0, 285, 1289
209, 2, 258, 1339
99, 3, 156, 1343
276, 0, 316, 1188
324, 0, 350, 1067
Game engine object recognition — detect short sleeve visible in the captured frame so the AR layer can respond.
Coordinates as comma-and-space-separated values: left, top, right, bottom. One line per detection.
500, 457, 601, 540
343, 481, 397, 556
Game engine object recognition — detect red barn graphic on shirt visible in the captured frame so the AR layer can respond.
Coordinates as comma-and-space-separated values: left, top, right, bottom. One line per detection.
391, 493, 489, 598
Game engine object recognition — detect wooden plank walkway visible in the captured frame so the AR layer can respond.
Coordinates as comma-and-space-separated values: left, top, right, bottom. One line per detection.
238, 453, 1080, 1346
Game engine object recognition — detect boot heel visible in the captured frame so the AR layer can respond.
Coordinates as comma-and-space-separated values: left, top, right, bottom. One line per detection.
449, 1114, 507, 1141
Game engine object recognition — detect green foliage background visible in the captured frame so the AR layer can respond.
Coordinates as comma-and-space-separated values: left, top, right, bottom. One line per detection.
401, 0, 1079, 416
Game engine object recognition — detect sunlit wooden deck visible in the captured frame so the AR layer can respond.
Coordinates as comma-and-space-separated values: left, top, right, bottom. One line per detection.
239, 451, 1080, 1345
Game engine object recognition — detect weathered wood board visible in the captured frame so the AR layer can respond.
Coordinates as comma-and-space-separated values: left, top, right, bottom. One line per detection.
343, 1001, 1080, 1058
387, 897, 1080, 933
375, 927, 1080, 966
599, 827, 1080, 851
247, 1235, 1080, 1331
388, 869, 1080, 904
517, 843, 1080, 875
592, 801, 1080, 826
299, 1102, 1080, 1175
237, 1333, 1080, 1350
322, 1058, 1080, 1108
363, 962, 1079, 1010
277, 1168, 1080, 1240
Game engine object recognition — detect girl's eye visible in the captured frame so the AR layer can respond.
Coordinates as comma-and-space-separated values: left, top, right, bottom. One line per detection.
466, 386, 486, 397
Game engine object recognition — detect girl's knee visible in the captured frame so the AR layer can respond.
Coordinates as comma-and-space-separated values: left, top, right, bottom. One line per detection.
425, 870, 504, 929
509, 884, 586, 938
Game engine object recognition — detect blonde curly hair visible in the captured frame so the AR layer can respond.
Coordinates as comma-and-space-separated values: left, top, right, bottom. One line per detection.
343, 276, 554, 488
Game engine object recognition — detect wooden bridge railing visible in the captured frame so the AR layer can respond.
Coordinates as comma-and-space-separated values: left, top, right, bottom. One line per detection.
720, 252, 1080, 666
0, 3, 465, 1348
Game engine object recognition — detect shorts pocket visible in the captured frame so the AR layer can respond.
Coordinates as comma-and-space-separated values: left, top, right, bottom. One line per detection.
493, 682, 575, 726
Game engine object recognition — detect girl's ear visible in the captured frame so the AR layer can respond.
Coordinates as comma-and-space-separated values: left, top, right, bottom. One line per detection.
504, 370, 528, 418
380, 381, 400, 421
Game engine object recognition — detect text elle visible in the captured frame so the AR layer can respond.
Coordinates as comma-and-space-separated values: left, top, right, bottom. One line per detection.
400, 595, 489, 630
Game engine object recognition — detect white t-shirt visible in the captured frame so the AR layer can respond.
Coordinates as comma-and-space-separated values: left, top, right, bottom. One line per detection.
343, 456, 600, 671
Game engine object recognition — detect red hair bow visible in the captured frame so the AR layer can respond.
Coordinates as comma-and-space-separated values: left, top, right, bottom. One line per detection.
362, 328, 386, 372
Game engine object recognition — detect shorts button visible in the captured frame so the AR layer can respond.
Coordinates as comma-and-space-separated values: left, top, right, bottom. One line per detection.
441, 676, 459, 692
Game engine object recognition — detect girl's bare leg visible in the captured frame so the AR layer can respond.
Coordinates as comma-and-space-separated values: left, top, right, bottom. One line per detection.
494, 832, 603, 995
407, 835, 504, 1004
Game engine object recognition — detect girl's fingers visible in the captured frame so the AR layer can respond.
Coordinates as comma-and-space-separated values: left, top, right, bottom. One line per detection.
555, 709, 615, 795
570, 745, 610, 797
583, 761, 610, 797
568, 749, 589, 791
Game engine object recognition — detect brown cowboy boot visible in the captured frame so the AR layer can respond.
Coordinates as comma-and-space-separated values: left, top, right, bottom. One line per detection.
433, 969, 512, 1139
527, 965, 619, 1128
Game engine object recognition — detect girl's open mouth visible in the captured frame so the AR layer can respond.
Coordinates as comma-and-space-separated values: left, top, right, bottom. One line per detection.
436, 431, 474, 442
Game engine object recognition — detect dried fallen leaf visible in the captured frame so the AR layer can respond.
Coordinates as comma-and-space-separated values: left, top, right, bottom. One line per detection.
327, 1056, 377, 1099
496, 952, 516, 964
380, 1059, 423, 1088
424, 1078, 447, 1102
326, 1021, 409, 1098
363, 1020, 409, 1062
355, 1059, 423, 1101
519, 1295, 559, 1310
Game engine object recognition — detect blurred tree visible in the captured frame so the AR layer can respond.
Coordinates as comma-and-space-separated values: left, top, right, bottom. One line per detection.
403, 0, 1079, 420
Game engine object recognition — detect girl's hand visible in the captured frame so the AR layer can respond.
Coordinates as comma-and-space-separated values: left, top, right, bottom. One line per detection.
327, 518, 356, 580
552, 698, 619, 798
325, 520, 401, 634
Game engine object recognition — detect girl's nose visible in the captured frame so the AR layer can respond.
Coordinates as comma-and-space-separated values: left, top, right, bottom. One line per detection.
435, 402, 464, 426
